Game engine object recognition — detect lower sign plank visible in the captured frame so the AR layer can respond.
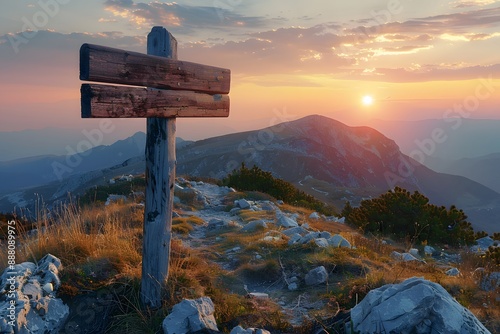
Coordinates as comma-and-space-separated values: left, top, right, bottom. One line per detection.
81, 84, 229, 118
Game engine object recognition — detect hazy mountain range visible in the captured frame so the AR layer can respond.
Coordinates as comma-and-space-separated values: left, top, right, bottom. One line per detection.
0, 115, 499, 233
370, 118, 500, 193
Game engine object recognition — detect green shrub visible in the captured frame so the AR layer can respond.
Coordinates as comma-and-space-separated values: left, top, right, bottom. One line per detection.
223, 163, 337, 215
341, 187, 475, 246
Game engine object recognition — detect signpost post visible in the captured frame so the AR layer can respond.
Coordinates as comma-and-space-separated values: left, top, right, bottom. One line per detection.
79, 26, 230, 308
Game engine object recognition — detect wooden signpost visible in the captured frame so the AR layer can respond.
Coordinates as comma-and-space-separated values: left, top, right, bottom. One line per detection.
79, 26, 230, 308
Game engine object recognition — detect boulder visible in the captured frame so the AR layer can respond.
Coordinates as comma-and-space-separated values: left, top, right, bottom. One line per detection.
319, 231, 331, 239
236, 199, 251, 210
409, 248, 419, 257
0, 254, 69, 334
446, 267, 460, 276
276, 215, 298, 228
314, 238, 329, 248
163, 297, 219, 334
350, 277, 491, 334
309, 212, 320, 220
281, 226, 309, 237
207, 218, 229, 230
241, 220, 267, 233
298, 232, 320, 244
305, 266, 328, 286
287, 233, 303, 246
471, 236, 496, 254
391, 251, 420, 262
424, 245, 436, 256
328, 234, 351, 248
230, 326, 271, 334
480, 272, 500, 292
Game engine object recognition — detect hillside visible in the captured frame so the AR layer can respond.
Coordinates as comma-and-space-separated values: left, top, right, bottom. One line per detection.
176, 115, 500, 233
1, 115, 499, 233
0, 178, 498, 333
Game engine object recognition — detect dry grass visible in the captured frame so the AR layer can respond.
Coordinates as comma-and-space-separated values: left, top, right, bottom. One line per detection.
1, 191, 498, 333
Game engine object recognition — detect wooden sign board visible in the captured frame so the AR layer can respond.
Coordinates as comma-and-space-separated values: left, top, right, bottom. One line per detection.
80, 43, 230, 118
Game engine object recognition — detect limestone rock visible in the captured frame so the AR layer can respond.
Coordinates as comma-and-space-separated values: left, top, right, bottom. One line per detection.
305, 266, 328, 286
424, 245, 436, 256
0, 254, 68, 334
281, 226, 309, 237
276, 215, 298, 228
446, 267, 460, 276
241, 220, 267, 233
391, 251, 420, 262
480, 272, 500, 292
236, 199, 251, 210
309, 212, 320, 220
230, 325, 271, 334
162, 297, 219, 334
350, 277, 491, 334
314, 238, 329, 248
327, 234, 351, 248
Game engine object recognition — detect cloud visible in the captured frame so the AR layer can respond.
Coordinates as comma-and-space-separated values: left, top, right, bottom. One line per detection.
103, 0, 268, 33
344, 64, 500, 82
451, 0, 499, 8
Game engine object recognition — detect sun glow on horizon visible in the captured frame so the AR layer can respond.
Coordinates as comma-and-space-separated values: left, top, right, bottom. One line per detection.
362, 95, 374, 106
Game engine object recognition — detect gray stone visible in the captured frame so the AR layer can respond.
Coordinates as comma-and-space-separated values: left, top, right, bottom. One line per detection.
281, 226, 309, 237
288, 282, 299, 291
327, 234, 351, 248
236, 199, 251, 209
309, 212, 320, 220
260, 202, 275, 211
276, 215, 298, 228
446, 267, 460, 276
409, 248, 419, 257
480, 272, 500, 291
424, 245, 435, 256
162, 297, 219, 334
305, 266, 328, 286
0, 254, 69, 334
314, 238, 329, 248
277, 200, 284, 205
229, 207, 241, 216
247, 292, 269, 299
207, 218, 229, 230
319, 231, 331, 239
471, 236, 496, 254
350, 277, 491, 334
391, 251, 420, 262
230, 326, 271, 334
288, 233, 303, 246
241, 220, 267, 232
298, 232, 320, 244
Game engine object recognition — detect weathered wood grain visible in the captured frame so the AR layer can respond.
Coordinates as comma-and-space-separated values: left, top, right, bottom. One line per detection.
80, 43, 230, 94
81, 84, 229, 118
140, 26, 177, 309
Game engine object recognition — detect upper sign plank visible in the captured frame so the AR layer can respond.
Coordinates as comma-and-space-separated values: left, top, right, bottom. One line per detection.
80, 43, 230, 95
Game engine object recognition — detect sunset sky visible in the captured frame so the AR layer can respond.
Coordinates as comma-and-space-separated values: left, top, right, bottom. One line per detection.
1, 0, 499, 141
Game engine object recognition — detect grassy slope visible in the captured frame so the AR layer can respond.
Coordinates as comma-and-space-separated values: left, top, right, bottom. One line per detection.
0, 180, 498, 333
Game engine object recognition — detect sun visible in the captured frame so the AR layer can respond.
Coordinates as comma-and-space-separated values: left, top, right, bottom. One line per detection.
362, 95, 374, 106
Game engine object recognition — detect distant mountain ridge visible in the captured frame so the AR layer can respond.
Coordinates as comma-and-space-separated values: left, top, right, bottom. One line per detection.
1, 115, 498, 233
0, 132, 146, 194
176, 115, 500, 233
